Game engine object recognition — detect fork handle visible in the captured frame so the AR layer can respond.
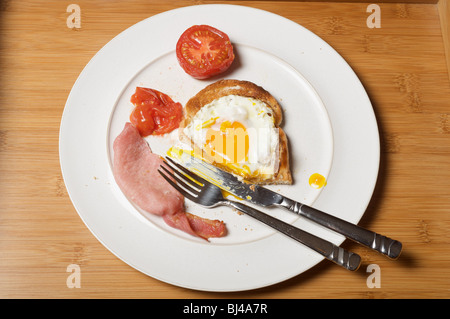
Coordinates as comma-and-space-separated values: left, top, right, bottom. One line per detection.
279, 198, 402, 259
226, 201, 361, 271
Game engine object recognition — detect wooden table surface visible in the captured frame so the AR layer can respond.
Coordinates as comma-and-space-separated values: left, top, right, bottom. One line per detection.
1, 0, 449, 299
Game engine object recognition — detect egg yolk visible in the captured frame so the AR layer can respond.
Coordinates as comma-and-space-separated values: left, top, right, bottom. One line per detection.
309, 173, 327, 189
204, 121, 249, 165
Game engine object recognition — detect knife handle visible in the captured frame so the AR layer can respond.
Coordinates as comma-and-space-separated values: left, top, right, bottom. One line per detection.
280, 198, 402, 259
226, 200, 361, 271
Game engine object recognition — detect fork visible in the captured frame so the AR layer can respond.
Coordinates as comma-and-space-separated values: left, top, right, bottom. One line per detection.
158, 157, 361, 271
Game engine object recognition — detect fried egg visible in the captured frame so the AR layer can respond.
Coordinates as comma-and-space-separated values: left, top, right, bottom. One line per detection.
170, 94, 279, 180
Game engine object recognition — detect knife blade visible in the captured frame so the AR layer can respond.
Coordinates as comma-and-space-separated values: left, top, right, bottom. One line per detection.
185, 155, 283, 207
180, 155, 402, 260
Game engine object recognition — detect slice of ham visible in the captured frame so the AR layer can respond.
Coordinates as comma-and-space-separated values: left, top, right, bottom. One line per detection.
112, 122, 226, 240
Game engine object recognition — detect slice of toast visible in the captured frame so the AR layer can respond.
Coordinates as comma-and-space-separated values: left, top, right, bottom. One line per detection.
180, 79, 292, 185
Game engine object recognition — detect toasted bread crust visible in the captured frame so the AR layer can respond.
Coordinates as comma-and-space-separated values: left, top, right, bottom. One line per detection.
181, 79, 283, 129
275, 128, 292, 185
181, 79, 292, 185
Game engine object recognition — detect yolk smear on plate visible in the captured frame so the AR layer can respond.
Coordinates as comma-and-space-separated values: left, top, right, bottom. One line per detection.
309, 173, 327, 189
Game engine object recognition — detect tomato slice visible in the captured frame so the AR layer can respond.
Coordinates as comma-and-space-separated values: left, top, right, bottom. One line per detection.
129, 87, 183, 136
176, 25, 235, 79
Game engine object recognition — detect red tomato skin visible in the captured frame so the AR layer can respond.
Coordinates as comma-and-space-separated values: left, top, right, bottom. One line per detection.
176, 25, 235, 79
129, 87, 183, 136
129, 104, 156, 137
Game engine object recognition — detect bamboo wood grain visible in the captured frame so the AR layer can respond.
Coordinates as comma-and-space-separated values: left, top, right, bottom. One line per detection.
0, 0, 449, 299
439, 0, 450, 81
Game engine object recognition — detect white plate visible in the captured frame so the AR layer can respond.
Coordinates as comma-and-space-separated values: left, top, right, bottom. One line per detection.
60, 4, 379, 292
108, 43, 333, 244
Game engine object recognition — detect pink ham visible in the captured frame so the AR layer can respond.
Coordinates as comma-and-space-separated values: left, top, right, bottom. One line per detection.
112, 122, 226, 240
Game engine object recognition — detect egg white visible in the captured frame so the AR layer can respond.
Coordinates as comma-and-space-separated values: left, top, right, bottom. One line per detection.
177, 94, 279, 179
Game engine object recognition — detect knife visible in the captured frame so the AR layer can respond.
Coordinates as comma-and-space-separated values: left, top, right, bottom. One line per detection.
183, 155, 402, 259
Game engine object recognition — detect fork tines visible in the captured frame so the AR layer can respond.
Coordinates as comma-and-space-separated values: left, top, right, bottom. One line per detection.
158, 157, 204, 201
